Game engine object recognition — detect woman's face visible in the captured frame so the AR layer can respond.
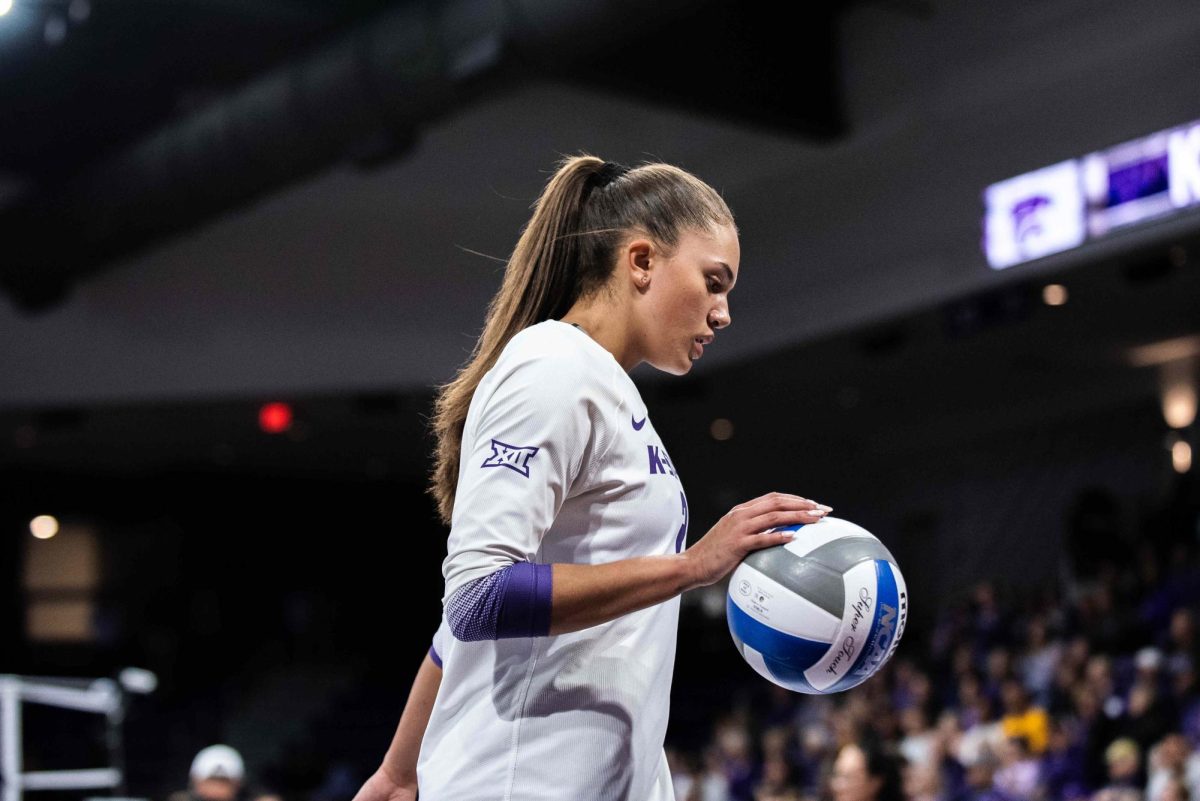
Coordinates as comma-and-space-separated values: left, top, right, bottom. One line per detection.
832, 745, 883, 801
635, 222, 739, 375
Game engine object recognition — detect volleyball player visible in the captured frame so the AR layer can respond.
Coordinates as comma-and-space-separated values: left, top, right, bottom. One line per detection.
352, 154, 831, 800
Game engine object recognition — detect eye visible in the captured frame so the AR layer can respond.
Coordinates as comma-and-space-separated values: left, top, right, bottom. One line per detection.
708, 278, 722, 293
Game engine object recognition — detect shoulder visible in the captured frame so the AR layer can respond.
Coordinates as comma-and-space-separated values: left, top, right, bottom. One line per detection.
503, 320, 589, 363
489, 322, 605, 394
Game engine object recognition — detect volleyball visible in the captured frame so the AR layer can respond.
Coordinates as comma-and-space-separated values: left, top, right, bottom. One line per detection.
726, 516, 907, 694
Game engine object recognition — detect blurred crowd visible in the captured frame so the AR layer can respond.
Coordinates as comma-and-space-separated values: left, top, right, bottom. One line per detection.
667, 488, 1200, 801
168, 745, 282, 801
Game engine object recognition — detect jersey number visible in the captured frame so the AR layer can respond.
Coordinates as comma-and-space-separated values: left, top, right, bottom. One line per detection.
674, 490, 689, 553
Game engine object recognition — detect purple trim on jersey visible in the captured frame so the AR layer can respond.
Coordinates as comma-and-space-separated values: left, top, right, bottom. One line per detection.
428, 644, 442, 668
446, 562, 553, 641
497, 561, 552, 638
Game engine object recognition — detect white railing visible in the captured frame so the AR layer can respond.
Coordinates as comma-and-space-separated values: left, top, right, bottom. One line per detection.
0, 671, 154, 801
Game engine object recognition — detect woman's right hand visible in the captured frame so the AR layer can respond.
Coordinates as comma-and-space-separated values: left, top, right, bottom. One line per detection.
681, 492, 831, 589
351, 767, 416, 801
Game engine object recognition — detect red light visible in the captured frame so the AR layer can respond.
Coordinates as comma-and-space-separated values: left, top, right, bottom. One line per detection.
259, 402, 292, 434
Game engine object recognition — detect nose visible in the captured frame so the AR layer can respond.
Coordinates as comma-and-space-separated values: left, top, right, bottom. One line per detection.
710, 304, 730, 330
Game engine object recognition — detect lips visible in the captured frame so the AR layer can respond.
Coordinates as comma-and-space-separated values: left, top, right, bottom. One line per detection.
692, 340, 704, 359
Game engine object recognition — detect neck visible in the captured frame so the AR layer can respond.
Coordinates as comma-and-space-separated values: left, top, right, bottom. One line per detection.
559, 305, 639, 372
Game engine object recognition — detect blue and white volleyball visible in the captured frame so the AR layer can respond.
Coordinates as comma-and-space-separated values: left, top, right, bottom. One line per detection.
726, 516, 908, 694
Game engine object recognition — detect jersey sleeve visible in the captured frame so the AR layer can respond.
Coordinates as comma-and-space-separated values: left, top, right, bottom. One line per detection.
444, 561, 552, 640
441, 351, 598, 603
429, 615, 450, 668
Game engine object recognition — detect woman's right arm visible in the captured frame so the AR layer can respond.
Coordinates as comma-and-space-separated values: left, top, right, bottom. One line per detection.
445, 355, 831, 642
548, 492, 829, 635
353, 647, 443, 801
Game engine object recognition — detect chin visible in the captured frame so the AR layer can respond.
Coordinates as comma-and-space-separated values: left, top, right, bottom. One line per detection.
647, 348, 697, 376
651, 360, 690, 376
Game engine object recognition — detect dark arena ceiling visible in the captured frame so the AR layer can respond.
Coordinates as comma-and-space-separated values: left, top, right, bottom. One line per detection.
0, 0, 1196, 487
0, 0, 853, 309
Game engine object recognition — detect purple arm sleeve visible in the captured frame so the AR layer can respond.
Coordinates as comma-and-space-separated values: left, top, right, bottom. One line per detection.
427, 644, 442, 668
445, 562, 553, 641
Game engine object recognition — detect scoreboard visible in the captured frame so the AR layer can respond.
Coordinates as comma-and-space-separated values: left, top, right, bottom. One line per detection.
984, 119, 1200, 270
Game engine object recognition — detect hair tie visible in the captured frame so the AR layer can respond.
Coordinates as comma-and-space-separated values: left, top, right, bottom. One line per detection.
585, 161, 630, 194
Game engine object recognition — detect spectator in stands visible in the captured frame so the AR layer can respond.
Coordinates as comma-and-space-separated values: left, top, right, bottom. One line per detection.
830, 737, 904, 801
1049, 655, 1084, 718
795, 722, 834, 795
1154, 776, 1191, 801
899, 706, 937, 770
929, 712, 968, 801
753, 755, 800, 801
1040, 718, 1088, 801
955, 748, 1005, 801
959, 690, 1006, 772
1167, 611, 1198, 670
984, 648, 1014, 711
1098, 737, 1145, 801
167, 745, 259, 801
1020, 616, 1063, 706
970, 583, 1008, 659
667, 747, 700, 801
993, 736, 1040, 801
712, 716, 756, 800
1001, 677, 1051, 756
1146, 733, 1200, 801
1175, 663, 1200, 746
1125, 677, 1177, 751
698, 746, 734, 801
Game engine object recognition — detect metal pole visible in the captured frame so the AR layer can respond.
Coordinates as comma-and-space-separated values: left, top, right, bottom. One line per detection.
1, 676, 23, 801
105, 689, 128, 797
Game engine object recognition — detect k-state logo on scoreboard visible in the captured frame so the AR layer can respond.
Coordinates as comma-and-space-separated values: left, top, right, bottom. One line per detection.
984, 159, 1084, 270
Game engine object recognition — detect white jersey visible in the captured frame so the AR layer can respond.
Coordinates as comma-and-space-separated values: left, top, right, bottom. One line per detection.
417, 319, 688, 801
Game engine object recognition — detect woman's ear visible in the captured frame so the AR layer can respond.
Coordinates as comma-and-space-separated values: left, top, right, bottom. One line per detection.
621, 237, 654, 288
625, 238, 653, 272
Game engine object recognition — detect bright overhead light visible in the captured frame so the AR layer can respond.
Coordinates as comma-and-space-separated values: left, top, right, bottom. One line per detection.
30, 515, 59, 540
1172, 438, 1192, 474
1042, 284, 1068, 306
1164, 384, 1197, 429
0, 0, 13, 17
1125, 334, 1200, 368
1162, 360, 1197, 429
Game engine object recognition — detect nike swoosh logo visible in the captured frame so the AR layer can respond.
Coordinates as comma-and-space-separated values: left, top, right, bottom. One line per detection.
632, 415, 646, 430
